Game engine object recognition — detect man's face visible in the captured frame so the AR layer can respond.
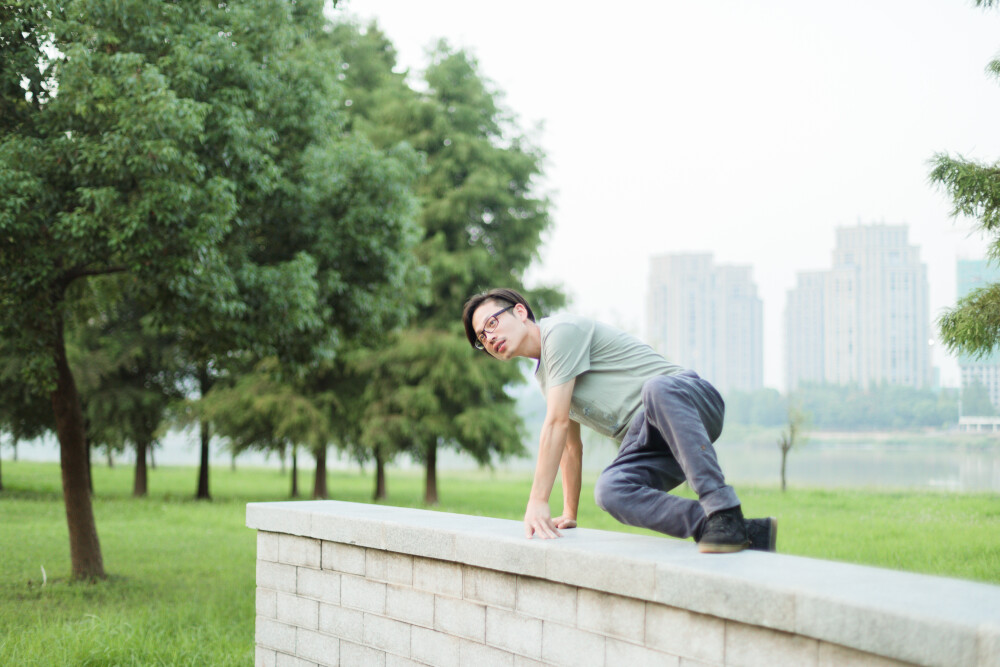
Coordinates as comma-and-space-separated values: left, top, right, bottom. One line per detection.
471, 300, 522, 359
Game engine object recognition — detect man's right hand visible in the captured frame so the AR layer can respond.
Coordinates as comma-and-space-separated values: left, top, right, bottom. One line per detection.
524, 498, 561, 539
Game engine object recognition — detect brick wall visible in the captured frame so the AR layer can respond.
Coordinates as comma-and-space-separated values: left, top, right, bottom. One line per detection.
248, 501, 1000, 667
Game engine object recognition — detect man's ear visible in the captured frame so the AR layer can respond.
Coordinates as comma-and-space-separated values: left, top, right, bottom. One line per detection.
513, 303, 529, 321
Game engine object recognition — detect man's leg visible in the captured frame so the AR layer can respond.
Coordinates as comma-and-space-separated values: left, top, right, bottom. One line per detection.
638, 372, 740, 519
594, 418, 706, 539
595, 371, 754, 551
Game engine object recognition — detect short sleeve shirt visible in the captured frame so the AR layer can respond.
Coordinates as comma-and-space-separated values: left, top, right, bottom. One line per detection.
534, 314, 683, 442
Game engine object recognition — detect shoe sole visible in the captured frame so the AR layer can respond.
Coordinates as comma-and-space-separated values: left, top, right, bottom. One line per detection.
764, 517, 778, 552
698, 540, 750, 554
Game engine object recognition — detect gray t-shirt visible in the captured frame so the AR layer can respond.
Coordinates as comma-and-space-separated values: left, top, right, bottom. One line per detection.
534, 314, 683, 442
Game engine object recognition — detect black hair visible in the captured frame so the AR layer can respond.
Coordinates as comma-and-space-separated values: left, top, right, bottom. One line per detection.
461, 287, 535, 351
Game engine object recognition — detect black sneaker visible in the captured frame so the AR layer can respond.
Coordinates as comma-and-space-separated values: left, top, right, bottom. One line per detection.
698, 506, 750, 553
746, 517, 778, 552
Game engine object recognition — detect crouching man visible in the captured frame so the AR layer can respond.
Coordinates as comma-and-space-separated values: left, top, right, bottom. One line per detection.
462, 288, 776, 553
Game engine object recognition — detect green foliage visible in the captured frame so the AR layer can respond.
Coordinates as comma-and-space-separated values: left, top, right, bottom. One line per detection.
354, 331, 526, 466
933, 2, 1000, 358
197, 359, 332, 456
724, 385, 956, 430
326, 23, 563, 494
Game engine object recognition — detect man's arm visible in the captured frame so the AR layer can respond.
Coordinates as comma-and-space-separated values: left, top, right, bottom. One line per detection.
553, 420, 582, 529
524, 378, 575, 539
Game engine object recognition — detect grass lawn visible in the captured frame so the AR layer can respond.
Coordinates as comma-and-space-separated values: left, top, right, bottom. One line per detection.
1, 459, 998, 665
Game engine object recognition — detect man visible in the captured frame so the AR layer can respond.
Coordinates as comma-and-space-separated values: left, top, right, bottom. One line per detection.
462, 287, 776, 553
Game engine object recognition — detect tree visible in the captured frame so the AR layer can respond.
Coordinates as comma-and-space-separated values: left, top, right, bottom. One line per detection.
71, 283, 185, 497
329, 24, 563, 503
934, 1, 1000, 358
197, 360, 331, 499
777, 402, 809, 492
0, 1, 418, 579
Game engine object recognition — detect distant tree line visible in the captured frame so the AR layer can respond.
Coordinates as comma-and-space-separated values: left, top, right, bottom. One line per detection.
1, 2, 560, 580
724, 383, 976, 430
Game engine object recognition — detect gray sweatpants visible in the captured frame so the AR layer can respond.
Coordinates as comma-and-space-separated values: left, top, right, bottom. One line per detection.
593, 370, 740, 540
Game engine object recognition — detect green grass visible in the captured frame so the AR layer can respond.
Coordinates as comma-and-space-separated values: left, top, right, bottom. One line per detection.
1, 460, 999, 665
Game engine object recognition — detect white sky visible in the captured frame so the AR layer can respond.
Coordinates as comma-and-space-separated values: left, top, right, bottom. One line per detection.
333, 0, 1000, 390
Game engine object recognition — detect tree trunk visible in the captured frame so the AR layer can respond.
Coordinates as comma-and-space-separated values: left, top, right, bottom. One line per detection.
86, 436, 93, 495
290, 445, 299, 498
106, 447, 114, 469
424, 441, 438, 505
231, 449, 237, 472
373, 447, 386, 501
149, 445, 156, 470
780, 446, 788, 492
313, 445, 328, 499
133, 440, 148, 497
50, 314, 105, 580
195, 364, 212, 500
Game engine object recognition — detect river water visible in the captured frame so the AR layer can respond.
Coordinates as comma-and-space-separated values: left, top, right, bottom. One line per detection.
7, 430, 1000, 493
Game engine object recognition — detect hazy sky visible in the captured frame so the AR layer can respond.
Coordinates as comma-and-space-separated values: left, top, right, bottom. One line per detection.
333, 1, 1000, 390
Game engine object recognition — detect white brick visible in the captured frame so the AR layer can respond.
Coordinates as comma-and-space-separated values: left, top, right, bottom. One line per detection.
486, 608, 542, 659
386, 584, 435, 627
256, 616, 297, 654
541, 622, 605, 667
322, 542, 366, 575
606, 638, 680, 667
724, 622, 819, 667
460, 638, 515, 667
677, 659, 717, 667
516, 577, 576, 625
645, 604, 725, 664
257, 588, 278, 618
413, 557, 463, 598
341, 575, 387, 614
363, 613, 412, 657
297, 627, 339, 665
279, 535, 322, 569
298, 568, 340, 605
319, 604, 364, 642
275, 653, 316, 667
258, 532, 280, 562
818, 641, 912, 667
435, 596, 486, 642
276, 592, 318, 630
340, 640, 386, 667
412, 626, 460, 667
577, 590, 645, 643
255, 645, 277, 667
367, 550, 414, 585
464, 567, 516, 609
386, 655, 426, 667
258, 561, 298, 593
513, 657, 547, 667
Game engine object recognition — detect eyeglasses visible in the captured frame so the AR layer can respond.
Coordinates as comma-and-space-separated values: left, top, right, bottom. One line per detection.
474, 305, 515, 349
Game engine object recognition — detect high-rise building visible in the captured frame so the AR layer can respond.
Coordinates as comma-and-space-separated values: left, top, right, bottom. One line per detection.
956, 259, 1000, 409
785, 223, 930, 391
647, 253, 763, 393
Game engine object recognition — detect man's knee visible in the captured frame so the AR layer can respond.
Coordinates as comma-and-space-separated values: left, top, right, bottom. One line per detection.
641, 374, 687, 408
594, 473, 614, 512
594, 472, 626, 514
